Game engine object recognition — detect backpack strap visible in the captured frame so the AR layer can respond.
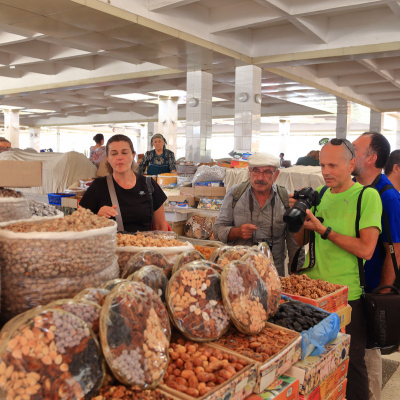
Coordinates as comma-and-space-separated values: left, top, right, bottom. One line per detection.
276, 185, 290, 210
146, 176, 156, 229
379, 184, 396, 196
232, 181, 251, 209
319, 185, 329, 200
106, 175, 124, 232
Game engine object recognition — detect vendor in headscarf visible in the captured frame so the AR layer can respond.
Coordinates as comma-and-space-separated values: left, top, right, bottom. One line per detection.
138, 133, 176, 175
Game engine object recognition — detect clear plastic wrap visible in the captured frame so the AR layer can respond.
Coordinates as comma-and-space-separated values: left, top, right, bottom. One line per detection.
184, 216, 213, 240
46, 299, 102, 334
208, 245, 232, 264
171, 250, 205, 276
122, 251, 170, 279
0, 197, 30, 223
100, 289, 169, 388
112, 281, 171, 341
0, 307, 105, 399
193, 244, 222, 260
221, 260, 270, 334
258, 242, 275, 263
216, 246, 253, 268
241, 252, 281, 318
75, 288, 110, 307
184, 259, 224, 274
100, 279, 128, 291
192, 165, 225, 185
1, 258, 118, 322
166, 265, 230, 341
128, 265, 168, 302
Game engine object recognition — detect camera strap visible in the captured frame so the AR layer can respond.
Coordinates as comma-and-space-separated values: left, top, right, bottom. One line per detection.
249, 191, 275, 247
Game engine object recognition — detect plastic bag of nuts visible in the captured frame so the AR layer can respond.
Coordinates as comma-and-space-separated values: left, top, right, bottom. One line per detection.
222, 260, 270, 334
166, 264, 230, 342
184, 216, 214, 240
0, 196, 31, 223
1, 258, 119, 322
75, 288, 110, 307
217, 246, 255, 268
100, 279, 128, 292
0, 307, 105, 399
46, 299, 102, 335
122, 251, 170, 279
208, 246, 232, 264
241, 252, 281, 318
257, 242, 275, 264
163, 337, 248, 397
183, 259, 223, 274
100, 288, 169, 388
128, 265, 169, 302
171, 250, 205, 276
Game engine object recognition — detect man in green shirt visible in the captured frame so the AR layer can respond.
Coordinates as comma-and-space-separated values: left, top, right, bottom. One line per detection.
293, 139, 382, 400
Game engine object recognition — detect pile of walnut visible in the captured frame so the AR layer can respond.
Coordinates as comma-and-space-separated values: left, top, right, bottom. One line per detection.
280, 275, 340, 299
117, 233, 186, 248
163, 338, 247, 398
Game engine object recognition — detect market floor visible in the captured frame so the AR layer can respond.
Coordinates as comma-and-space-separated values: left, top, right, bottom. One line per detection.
381, 351, 400, 400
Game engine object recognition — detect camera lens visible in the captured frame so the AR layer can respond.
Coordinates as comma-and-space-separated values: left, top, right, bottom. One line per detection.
283, 207, 305, 233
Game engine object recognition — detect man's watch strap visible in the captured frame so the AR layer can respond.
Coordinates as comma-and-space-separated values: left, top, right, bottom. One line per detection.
321, 226, 332, 240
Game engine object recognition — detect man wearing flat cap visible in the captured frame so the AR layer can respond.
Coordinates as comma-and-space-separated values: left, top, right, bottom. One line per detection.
213, 152, 304, 276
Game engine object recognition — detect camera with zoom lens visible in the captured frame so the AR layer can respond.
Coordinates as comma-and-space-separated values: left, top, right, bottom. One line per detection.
283, 187, 320, 233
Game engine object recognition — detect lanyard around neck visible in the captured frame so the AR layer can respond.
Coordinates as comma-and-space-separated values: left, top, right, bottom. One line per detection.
249, 190, 275, 246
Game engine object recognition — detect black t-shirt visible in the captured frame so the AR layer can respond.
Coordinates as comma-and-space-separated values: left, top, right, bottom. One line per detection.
79, 175, 167, 232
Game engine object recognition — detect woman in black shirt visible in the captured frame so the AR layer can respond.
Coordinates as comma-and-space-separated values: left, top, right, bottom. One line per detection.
80, 134, 168, 232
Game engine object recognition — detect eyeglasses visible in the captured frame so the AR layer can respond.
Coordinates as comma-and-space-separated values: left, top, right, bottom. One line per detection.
330, 138, 355, 159
249, 168, 275, 178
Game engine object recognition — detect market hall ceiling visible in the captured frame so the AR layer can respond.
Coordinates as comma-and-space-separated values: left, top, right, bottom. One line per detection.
0, 0, 399, 126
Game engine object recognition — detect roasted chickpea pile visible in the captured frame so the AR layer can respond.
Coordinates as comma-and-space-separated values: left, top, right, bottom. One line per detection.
280, 275, 341, 299
117, 233, 186, 248
163, 338, 247, 398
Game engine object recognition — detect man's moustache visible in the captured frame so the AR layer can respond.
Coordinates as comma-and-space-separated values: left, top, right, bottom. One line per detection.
255, 180, 267, 185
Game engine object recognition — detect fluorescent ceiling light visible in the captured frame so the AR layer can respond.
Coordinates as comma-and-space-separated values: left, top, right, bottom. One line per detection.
212, 97, 226, 102
0, 106, 24, 110
23, 109, 56, 114
9, 65, 15, 69
111, 93, 157, 101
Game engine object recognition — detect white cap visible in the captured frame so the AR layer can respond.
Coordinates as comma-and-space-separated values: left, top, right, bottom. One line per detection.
248, 152, 280, 168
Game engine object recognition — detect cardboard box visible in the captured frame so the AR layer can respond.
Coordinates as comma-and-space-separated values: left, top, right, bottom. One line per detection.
335, 305, 351, 329
61, 197, 79, 209
167, 195, 195, 207
169, 220, 186, 236
282, 285, 348, 313
326, 379, 347, 400
212, 324, 302, 393
0, 160, 42, 187
165, 210, 189, 223
286, 333, 350, 395
298, 359, 348, 400
195, 181, 224, 187
198, 198, 224, 210
161, 344, 258, 400
195, 186, 226, 197
246, 375, 299, 400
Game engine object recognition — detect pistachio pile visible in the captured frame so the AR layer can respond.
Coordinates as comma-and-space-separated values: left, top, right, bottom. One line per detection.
0, 188, 23, 198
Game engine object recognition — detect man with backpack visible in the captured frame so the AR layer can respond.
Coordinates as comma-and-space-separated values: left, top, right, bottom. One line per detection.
293, 139, 382, 400
352, 132, 400, 400
213, 152, 304, 276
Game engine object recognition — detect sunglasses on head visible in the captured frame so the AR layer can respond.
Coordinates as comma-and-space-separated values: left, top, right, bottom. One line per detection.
330, 138, 355, 159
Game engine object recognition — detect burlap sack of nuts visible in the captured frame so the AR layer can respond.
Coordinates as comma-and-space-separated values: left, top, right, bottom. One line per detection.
166, 264, 230, 342
221, 260, 270, 334
100, 287, 170, 389
171, 250, 205, 276
0, 307, 105, 399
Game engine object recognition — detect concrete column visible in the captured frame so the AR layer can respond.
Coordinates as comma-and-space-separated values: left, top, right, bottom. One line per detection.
370, 110, 384, 133
3, 109, 20, 148
186, 70, 213, 163
336, 98, 351, 139
29, 127, 40, 152
147, 122, 159, 150
158, 96, 178, 155
234, 65, 262, 153
138, 124, 148, 155
279, 119, 290, 155
396, 117, 400, 150
56, 128, 61, 152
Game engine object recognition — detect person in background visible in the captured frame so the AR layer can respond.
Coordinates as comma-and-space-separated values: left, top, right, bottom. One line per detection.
80, 134, 168, 232
352, 132, 400, 400
89, 133, 106, 168
279, 152, 284, 167
138, 133, 176, 175
295, 150, 320, 166
385, 150, 400, 192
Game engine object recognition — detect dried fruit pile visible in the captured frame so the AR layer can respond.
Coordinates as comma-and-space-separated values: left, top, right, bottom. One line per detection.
280, 275, 341, 299
268, 301, 329, 332
94, 386, 174, 400
184, 216, 213, 240
163, 338, 248, 397
172, 250, 205, 276
215, 326, 299, 363
217, 247, 253, 268
122, 251, 170, 279
75, 288, 110, 307
0, 188, 23, 198
117, 233, 185, 248
128, 266, 168, 302
193, 245, 219, 260
167, 264, 230, 341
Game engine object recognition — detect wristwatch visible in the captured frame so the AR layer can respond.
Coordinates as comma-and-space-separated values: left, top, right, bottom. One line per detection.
321, 227, 332, 240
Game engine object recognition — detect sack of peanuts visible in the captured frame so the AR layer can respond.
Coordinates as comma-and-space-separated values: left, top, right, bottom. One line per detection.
184, 216, 214, 240
100, 284, 170, 388
171, 250, 205, 276
128, 265, 169, 302
1, 257, 119, 322
0, 307, 105, 399
166, 264, 230, 342
117, 232, 193, 276
241, 252, 281, 318
221, 260, 270, 334
75, 288, 110, 307
0, 188, 31, 223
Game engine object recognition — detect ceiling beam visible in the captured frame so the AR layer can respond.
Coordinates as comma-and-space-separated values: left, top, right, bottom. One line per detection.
149, 0, 200, 12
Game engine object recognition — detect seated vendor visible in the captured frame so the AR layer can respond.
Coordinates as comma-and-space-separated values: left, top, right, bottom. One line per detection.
138, 133, 176, 175
80, 134, 169, 232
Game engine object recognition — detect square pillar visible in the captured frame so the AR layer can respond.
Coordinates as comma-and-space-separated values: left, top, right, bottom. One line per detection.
279, 119, 290, 155
336, 97, 351, 139
148, 122, 159, 150
3, 109, 20, 148
138, 124, 148, 155
29, 127, 40, 152
234, 65, 262, 153
56, 128, 61, 152
186, 71, 213, 163
158, 97, 178, 155
370, 110, 384, 133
